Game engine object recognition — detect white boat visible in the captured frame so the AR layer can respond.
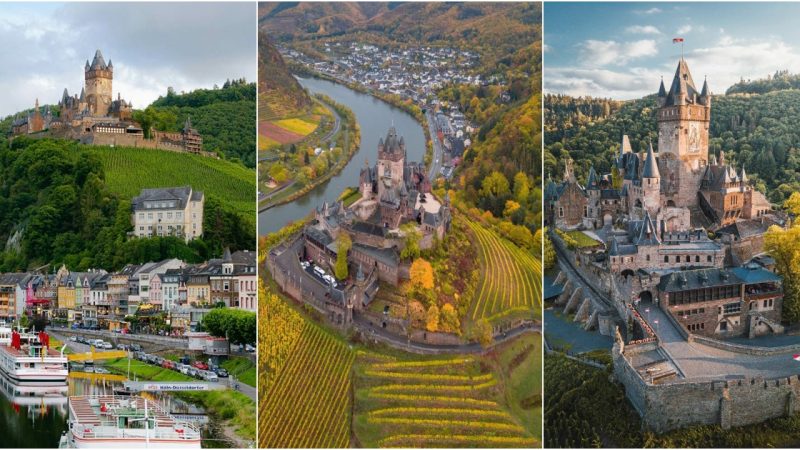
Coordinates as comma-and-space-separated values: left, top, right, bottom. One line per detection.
0, 326, 69, 383
59, 395, 202, 449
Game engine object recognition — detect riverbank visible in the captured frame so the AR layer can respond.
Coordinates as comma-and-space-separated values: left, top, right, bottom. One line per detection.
105, 358, 255, 447
293, 68, 435, 176
260, 94, 361, 212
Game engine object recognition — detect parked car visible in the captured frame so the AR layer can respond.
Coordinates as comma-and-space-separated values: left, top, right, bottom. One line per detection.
245, 344, 256, 353
202, 371, 219, 382
116, 343, 128, 350
179, 356, 191, 365
161, 360, 175, 370
192, 361, 209, 370
94, 367, 110, 374
187, 367, 200, 378
215, 368, 229, 378
102, 342, 113, 350
69, 336, 77, 342
130, 344, 142, 352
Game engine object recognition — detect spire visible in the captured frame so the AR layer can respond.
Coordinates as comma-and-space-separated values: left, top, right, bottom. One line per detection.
222, 247, 232, 262
637, 211, 661, 245
90, 49, 107, 70
80, 87, 85, 101
587, 165, 598, 189
740, 165, 748, 183
658, 76, 666, 97
621, 134, 632, 155
665, 58, 699, 106
700, 76, 710, 97
183, 115, 193, 132
642, 140, 660, 179
719, 150, 725, 165
35, 98, 39, 109
107, 59, 113, 70
85, 60, 90, 71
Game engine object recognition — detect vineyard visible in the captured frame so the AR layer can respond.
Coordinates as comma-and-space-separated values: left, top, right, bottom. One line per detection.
258, 289, 354, 448
464, 218, 542, 322
85, 146, 255, 218
354, 352, 537, 448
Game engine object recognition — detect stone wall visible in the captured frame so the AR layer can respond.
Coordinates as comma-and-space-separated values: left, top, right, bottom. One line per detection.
614, 329, 800, 433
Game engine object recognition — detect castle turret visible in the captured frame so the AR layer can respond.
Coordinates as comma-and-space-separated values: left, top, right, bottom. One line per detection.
699, 76, 711, 107
641, 140, 660, 216
657, 77, 667, 107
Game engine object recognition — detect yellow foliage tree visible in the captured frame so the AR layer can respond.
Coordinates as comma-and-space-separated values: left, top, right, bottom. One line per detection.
426, 305, 440, 332
439, 303, 461, 335
409, 258, 435, 291
765, 224, 800, 322
503, 200, 521, 218
785, 192, 800, 218
473, 318, 494, 348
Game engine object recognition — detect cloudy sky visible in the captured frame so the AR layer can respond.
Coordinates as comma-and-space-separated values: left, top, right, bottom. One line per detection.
545, 2, 800, 99
0, 2, 256, 117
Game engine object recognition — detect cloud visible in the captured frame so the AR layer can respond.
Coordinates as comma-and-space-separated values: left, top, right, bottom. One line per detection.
677, 25, 692, 35
543, 43, 552, 53
0, 3, 256, 117
578, 39, 658, 67
544, 66, 663, 99
626, 25, 661, 35
634, 7, 662, 15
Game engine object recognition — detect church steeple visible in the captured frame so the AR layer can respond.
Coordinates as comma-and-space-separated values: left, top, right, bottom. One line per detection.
642, 140, 660, 179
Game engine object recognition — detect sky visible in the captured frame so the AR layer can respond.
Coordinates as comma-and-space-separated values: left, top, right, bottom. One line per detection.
544, 2, 800, 99
0, 2, 256, 117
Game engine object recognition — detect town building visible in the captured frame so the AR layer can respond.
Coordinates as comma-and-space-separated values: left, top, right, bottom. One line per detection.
131, 186, 204, 242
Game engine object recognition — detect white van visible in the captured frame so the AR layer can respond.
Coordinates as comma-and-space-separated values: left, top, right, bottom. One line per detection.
314, 266, 325, 276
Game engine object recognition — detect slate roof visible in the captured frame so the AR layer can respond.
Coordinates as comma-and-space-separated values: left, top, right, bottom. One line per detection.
731, 265, 782, 285
716, 219, 769, 240
658, 268, 742, 292
131, 186, 202, 211
352, 243, 399, 268
663, 58, 701, 106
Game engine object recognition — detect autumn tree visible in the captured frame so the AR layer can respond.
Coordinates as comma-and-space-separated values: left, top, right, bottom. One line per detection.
400, 222, 421, 260
334, 231, 352, 280
439, 303, 461, 334
513, 171, 530, 204
503, 200, 521, 218
765, 224, 800, 322
409, 258, 435, 291
481, 171, 510, 198
473, 318, 494, 348
426, 305, 440, 332
785, 192, 800, 219
542, 228, 556, 269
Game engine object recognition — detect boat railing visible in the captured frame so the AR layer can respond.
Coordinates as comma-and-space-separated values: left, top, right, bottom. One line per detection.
72, 422, 202, 440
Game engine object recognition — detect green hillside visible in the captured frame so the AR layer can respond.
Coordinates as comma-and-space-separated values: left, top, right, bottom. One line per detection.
259, 33, 311, 121
84, 146, 255, 219
0, 137, 253, 272
136, 80, 257, 168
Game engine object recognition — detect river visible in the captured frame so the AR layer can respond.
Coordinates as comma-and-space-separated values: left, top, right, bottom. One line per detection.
0, 372, 227, 448
259, 77, 427, 235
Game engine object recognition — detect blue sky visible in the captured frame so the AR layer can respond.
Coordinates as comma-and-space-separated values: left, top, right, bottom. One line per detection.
545, 2, 800, 99
0, 2, 256, 117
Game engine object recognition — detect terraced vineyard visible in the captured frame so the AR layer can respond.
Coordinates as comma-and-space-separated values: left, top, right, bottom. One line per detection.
259, 310, 354, 448
85, 146, 255, 218
464, 219, 542, 322
354, 353, 537, 448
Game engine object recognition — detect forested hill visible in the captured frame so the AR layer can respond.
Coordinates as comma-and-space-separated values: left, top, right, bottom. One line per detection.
261, 2, 540, 74
135, 79, 257, 168
726, 70, 800, 95
545, 89, 800, 204
0, 137, 254, 272
259, 34, 311, 120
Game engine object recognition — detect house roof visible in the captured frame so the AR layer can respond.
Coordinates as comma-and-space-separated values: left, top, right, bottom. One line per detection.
658, 268, 742, 292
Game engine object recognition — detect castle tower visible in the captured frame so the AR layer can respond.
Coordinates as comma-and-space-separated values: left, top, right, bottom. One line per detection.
376, 127, 406, 198
29, 98, 44, 133
84, 50, 113, 117
641, 140, 661, 217
656, 58, 711, 207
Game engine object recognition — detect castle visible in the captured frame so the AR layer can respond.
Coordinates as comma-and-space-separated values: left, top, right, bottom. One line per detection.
10, 50, 204, 155
547, 57, 787, 340
268, 127, 451, 327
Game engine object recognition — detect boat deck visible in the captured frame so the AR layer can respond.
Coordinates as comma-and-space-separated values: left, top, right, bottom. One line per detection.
69, 396, 177, 427
1, 345, 64, 357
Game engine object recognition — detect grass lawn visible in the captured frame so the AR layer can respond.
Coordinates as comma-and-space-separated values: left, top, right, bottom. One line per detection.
564, 230, 602, 248
493, 331, 541, 439
221, 356, 256, 387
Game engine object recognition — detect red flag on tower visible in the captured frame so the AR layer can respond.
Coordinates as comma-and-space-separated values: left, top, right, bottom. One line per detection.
673, 37, 684, 43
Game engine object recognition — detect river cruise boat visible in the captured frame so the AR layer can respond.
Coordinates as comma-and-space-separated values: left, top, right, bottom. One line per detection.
0, 326, 68, 383
59, 395, 202, 448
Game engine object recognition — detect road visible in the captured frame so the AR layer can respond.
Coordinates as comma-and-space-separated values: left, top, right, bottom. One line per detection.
50, 327, 188, 349
552, 232, 800, 382
354, 316, 540, 355
426, 108, 444, 180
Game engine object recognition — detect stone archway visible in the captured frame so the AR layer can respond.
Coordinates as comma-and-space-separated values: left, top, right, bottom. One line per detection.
603, 214, 613, 226
667, 200, 676, 207
621, 269, 635, 280
638, 290, 653, 305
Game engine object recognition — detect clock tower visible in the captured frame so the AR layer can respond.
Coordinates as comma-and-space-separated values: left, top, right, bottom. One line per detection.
656, 58, 711, 207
